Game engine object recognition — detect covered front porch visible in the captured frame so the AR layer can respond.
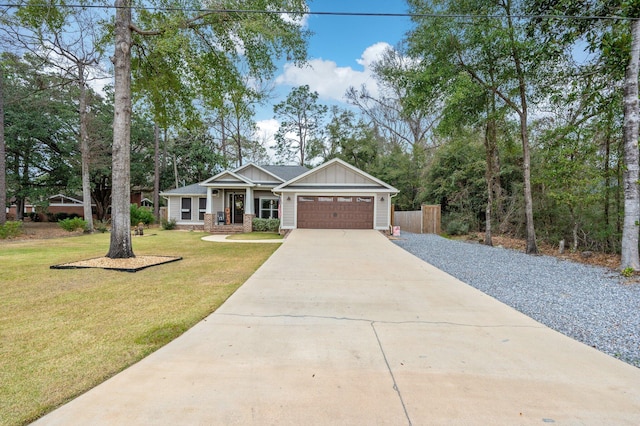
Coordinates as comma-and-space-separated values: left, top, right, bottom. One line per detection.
203, 187, 257, 234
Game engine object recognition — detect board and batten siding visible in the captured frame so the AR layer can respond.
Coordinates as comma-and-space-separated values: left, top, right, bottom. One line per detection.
168, 196, 181, 222
375, 193, 390, 229
296, 163, 370, 185
281, 194, 296, 228
238, 167, 274, 183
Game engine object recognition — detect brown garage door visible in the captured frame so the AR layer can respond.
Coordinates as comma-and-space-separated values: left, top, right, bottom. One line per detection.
297, 196, 374, 229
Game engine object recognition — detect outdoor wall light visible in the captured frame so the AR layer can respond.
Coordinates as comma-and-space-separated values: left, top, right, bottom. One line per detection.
287, 196, 291, 201
380, 196, 385, 201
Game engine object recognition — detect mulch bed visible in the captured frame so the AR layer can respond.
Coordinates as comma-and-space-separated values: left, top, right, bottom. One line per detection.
51, 255, 182, 273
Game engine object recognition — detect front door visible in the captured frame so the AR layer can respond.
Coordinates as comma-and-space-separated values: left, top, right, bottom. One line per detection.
229, 193, 244, 224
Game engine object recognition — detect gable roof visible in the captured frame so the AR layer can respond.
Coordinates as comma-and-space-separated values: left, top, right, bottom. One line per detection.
160, 182, 207, 196
273, 158, 399, 193
49, 194, 84, 205
200, 163, 309, 188
201, 170, 254, 187
233, 163, 280, 183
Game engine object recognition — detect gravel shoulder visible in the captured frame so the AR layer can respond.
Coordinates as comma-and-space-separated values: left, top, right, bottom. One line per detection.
393, 232, 640, 368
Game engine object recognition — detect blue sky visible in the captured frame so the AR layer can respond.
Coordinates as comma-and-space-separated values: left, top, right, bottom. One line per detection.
255, 0, 414, 139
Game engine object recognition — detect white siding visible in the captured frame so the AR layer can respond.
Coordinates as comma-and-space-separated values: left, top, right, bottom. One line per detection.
238, 166, 274, 183
296, 163, 369, 185
168, 197, 180, 222
375, 193, 390, 229
168, 196, 205, 224
281, 194, 296, 228
211, 194, 223, 214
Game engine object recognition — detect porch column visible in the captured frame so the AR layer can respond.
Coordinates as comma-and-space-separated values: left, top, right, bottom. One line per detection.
205, 187, 212, 214
244, 187, 253, 215
244, 187, 255, 233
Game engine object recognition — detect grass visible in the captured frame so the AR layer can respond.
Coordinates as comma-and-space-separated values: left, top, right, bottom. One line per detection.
225, 232, 283, 240
0, 230, 279, 426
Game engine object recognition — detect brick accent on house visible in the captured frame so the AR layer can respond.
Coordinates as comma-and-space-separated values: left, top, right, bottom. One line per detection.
243, 214, 255, 233
204, 213, 214, 232
209, 224, 244, 234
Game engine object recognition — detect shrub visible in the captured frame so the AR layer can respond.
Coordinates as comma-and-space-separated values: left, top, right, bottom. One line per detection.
130, 204, 155, 226
161, 218, 177, 230
252, 218, 280, 232
54, 212, 80, 222
0, 221, 23, 239
58, 217, 88, 232
445, 219, 469, 236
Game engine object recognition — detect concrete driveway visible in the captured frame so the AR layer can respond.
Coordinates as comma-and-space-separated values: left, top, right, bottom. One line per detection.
35, 229, 640, 425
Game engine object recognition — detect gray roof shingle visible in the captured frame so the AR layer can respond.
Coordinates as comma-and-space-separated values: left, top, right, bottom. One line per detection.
261, 165, 309, 181
160, 182, 207, 196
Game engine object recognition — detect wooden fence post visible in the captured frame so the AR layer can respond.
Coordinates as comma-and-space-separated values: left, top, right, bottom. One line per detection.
422, 204, 441, 234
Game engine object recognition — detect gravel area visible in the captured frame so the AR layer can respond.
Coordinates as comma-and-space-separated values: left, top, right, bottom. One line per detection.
393, 232, 640, 368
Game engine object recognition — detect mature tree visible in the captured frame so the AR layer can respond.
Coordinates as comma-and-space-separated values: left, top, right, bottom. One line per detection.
170, 124, 226, 184
5, 1, 109, 231
621, 19, 640, 269
107, 0, 308, 258
407, 0, 544, 254
324, 107, 377, 165
346, 47, 440, 154
527, 1, 640, 267
0, 63, 6, 225
108, 0, 134, 257
346, 46, 442, 210
273, 85, 327, 166
3, 54, 78, 218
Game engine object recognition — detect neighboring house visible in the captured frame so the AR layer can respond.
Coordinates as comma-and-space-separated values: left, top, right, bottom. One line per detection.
46, 194, 89, 219
161, 158, 399, 233
8, 194, 89, 221
7, 191, 151, 222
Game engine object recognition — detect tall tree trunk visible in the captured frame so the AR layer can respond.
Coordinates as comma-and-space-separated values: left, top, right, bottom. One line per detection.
78, 63, 93, 232
107, 0, 134, 259
173, 154, 179, 189
484, 117, 496, 246
604, 119, 611, 228
153, 122, 160, 222
506, 5, 537, 254
236, 116, 243, 166
620, 18, 640, 270
162, 127, 168, 172
0, 65, 6, 225
520, 111, 537, 254
16, 197, 24, 221
617, 141, 623, 236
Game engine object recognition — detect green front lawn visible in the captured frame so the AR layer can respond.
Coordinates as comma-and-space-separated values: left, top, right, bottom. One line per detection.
0, 231, 279, 426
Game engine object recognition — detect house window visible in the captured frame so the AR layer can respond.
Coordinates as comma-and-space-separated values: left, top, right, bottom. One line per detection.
260, 198, 279, 219
318, 197, 334, 202
181, 198, 191, 220
338, 197, 353, 202
198, 198, 206, 220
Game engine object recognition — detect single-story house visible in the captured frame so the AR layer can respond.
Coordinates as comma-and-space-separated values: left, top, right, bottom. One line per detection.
8, 194, 90, 221
161, 158, 399, 233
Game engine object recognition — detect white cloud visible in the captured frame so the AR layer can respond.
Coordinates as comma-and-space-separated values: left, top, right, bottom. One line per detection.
255, 118, 280, 146
275, 42, 393, 102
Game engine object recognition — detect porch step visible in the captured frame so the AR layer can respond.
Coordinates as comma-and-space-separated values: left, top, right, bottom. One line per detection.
209, 225, 245, 234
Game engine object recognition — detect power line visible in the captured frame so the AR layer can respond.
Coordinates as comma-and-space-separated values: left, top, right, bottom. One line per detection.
0, 3, 636, 21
